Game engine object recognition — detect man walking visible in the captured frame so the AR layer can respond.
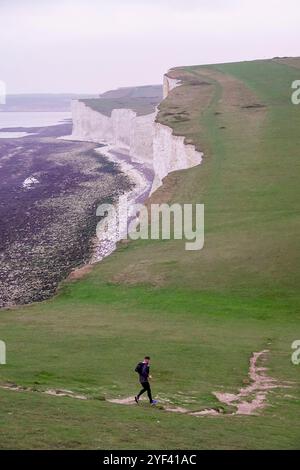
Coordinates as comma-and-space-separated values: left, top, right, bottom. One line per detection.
134, 356, 158, 405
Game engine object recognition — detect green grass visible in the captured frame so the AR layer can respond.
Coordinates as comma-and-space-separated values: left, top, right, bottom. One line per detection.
0, 58, 300, 449
0, 287, 299, 449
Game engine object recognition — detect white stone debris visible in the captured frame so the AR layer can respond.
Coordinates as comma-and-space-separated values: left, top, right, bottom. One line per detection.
22, 176, 40, 190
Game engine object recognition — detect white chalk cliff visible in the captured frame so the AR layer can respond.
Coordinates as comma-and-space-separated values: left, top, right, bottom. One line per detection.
70, 74, 202, 193
163, 74, 181, 99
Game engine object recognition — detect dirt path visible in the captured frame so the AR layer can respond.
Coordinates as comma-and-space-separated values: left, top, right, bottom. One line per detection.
107, 350, 290, 416
214, 350, 282, 415
0, 350, 290, 417
0, 382, 87, 400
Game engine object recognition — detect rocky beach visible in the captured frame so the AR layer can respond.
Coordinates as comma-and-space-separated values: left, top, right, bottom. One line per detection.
0, 121, 132, 307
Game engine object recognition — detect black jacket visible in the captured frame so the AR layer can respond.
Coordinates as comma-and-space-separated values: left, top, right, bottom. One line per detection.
135, 362, 150, 383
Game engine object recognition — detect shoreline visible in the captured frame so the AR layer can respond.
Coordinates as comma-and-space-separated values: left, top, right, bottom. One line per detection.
64, 139, 154, 265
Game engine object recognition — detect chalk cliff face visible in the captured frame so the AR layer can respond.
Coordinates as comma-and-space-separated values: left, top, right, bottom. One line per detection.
152, 122, 202, 191
70, 76, 202, 194
71, 101, 154, 160
129, 111, 156, 167
163, 74, 181, 99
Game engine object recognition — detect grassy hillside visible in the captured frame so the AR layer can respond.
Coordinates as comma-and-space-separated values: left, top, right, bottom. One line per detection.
0, 58, 300, 449
81, 85, 163, 116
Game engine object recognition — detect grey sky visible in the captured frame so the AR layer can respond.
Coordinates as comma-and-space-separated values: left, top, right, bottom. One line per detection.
1, 0, 299, 94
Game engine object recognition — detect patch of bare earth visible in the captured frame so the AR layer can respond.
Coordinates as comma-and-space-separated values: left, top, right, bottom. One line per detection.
273, 57, 300, 69
0, 383, 87, 400
67, 264, 93, 281
110, 260, 165, 286
108, 396, 136, 405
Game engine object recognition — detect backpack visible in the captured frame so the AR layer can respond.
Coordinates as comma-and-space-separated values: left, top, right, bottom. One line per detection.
135, 362, 143, 374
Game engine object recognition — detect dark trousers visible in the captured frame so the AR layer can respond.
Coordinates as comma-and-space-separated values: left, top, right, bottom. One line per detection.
137, 381, 153, 403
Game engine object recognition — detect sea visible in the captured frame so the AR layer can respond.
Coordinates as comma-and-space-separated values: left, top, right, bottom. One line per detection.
0, 111, 71, 138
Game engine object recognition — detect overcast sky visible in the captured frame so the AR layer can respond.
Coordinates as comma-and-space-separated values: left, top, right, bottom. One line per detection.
1, 0, 299, 94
